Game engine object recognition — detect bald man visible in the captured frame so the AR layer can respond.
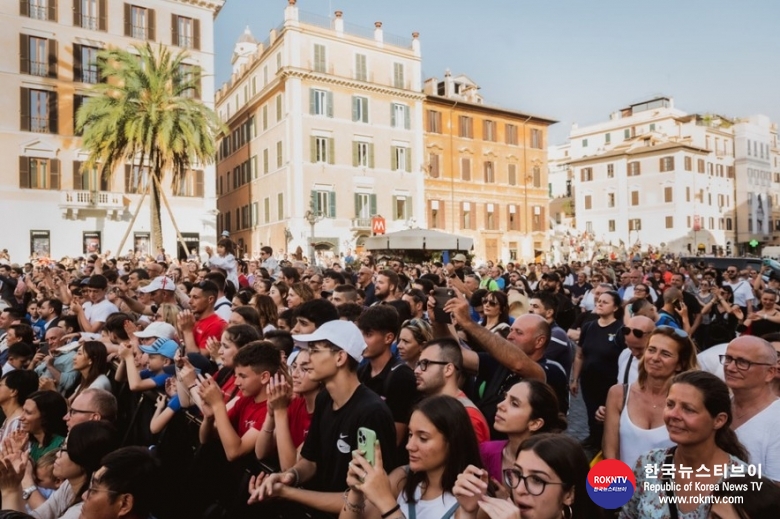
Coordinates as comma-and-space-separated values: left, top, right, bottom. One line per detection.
617, 316, 656, 386
724, 336, 780, 481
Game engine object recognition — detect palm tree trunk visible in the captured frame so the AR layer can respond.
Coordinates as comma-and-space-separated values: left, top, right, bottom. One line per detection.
151, 153, 164, 252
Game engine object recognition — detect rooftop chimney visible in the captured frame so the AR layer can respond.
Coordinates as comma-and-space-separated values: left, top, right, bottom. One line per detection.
334, 11, 344, 34
374, 22, 383, 46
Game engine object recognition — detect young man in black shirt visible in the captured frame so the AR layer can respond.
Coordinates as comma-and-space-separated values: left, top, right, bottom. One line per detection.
250, 320, 397, 515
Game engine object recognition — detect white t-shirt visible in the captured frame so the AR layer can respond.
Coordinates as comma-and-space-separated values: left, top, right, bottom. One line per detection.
83, 298, 119, 326
214, 296, 232, 322
31, 479, 82, 519
723, 280, 754, 308
735, 398, 780, 481
397, 485, 459, 519
616, 348, 639, 386
697, 343, 728, 381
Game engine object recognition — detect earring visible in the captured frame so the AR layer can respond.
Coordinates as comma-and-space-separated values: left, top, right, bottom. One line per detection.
562, 504, 573, 519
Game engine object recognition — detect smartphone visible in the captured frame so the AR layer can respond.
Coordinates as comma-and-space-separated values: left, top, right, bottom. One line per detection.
36, 343, 49, 356
673, 300, 682, 311
432, 287, 456, 324
357, 427, 377, 466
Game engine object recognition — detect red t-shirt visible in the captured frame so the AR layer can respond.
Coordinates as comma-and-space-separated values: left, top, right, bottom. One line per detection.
194, 313, 226, 350
228, 395, 268, 436
220, 373, 237, 403
457, 390, 491, 444
287, 397, 313, 448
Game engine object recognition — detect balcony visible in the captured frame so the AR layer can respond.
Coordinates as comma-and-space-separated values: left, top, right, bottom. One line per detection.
351, 217, 372, 230
60, 190, 126, 220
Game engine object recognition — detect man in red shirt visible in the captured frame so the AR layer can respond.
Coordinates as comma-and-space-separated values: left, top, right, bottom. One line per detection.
198, 341, 281, 461
178, 280, 226, 356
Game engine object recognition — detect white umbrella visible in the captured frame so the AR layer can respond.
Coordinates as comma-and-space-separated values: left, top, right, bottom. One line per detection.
363, 229, 473, 251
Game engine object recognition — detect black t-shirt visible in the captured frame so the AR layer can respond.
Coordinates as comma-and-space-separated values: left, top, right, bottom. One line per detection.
300, 385, 398, 492
579, 319, 626, 383
545, 323, 573, 377
571, 309, 599, 333
749, 316, 780, 337
358, 356, 419, 426
539, 357, 569, 414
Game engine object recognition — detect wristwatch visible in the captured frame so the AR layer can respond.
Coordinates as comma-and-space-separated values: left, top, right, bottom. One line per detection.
22, 485, 37, 500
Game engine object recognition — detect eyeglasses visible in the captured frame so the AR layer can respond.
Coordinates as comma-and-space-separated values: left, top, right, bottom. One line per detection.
727, 270, 737, 274
502, 468, 564, 496
719, 354, 774, 371
634, 287, 648, 292
67, 407, 96, 416
415, 359, 457, 372
85, 486, 119, 499
482, 299, 499, 307
622, 327, 646, 339
657, 325, 689, 338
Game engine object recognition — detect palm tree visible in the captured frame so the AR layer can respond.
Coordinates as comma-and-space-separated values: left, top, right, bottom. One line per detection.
77, 42, 225, 252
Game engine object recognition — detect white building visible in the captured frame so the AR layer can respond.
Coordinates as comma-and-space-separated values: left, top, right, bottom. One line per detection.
2, 0, 223, 261
215, 1, 424, 260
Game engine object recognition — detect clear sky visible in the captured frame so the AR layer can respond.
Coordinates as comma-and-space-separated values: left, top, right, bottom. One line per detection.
214, 0, 780, 144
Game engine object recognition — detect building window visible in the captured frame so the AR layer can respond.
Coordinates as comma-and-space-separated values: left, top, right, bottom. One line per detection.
486, 204, 497, 230
664, 186, 673, 203
507, 205, 518, 231
627, 161, 640, 176
22, 0, 56, 20
355, 53, 367, 81
483, 120, 496, 141
428, 153, 440, 178
508, 164, 517, 186
177, 64, 201, 99
461, 202, 472, 230
310, 89, 332, 117
483, 161, 494, 183
21, 88, 57, 134
649, 123, 656, 132
393, 195, 410, 220
393, 62, 404, 89
263, 148, 269, 174
607, 193, 615, 207
631, 191, 639, 206
459, 116, 473, 138
19, 157, 59, 189
716, 164, 723, 177
608, 220, 615, 232
312, 190, 336, 218
392, 146, 410, 172
276, 141, 283, 168
22, 35, 54, 78
624, 128, 631, 139
354, 193, 375, 219
313, 44, 326, 73
659, 156, 675, 172
311, 136, 333, 164
429, 200, 443, 229
125, 4, 155, 41
584, 195, 592, 210
629, 218, 642, 231
605, 133, 611, 145
353, 141, 373, 168
262, 105, 268, 130
74, 0, 106, 30
684, 156, 692, 171
580, 167, 593, 182
277, 193, 284, 220
532, 206, 545, 232
707, 162, 713, 175
353, 96, 369, 123
461, 158, 471, 181
531, 129, 542, 149
74, 44, 100, 84
697, 159, 705, 173
172, 15, 199, 49
174, 170, 204, 197
533, 166, 541, 187
607, 164, 614, 178
276, 94, 283, 121
72, 161, 108, 191
123, 165, 149, 194
585, 222, 593, 233
506, 124, 518, 145
582, 138, 588, 148
391, 103, 410, 129
427, 110, 441, 133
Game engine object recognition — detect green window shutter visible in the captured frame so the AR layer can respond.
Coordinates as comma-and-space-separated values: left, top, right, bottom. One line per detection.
73, 161, 83, 190
362, 97, 368, 123
328, 138, 335, 165
390, 104, 396, 127
352, 96, 358, 122
368, 143, 375, 168
276, 94, 282, 121
263, 105, 268, 130
370, 194, 377, 216
329, 192, 336, 217
49, 159, 60, 190
354, 193, 360, 217
405, 148, 411, 172
311, 190, 318, 214
392, 196, 398, 220
391, 146, 397, 171
352, 142, 358, 167
148, 9, 156, 41
310, 137, 316, 163
19, 157, 29, 189
20, 34, 29, 74
326, 91, 333, 118
309, 89, 315, 115
404, 106, 410, 130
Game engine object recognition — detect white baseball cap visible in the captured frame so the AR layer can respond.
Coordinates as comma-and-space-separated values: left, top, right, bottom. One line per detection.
138, 276, 176, 293
134, 321, 177, 340
293, 320, 366, 363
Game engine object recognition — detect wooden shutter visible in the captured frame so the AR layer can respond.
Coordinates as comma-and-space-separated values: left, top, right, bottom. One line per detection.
73, 161, 84, 189
48, 91, 58, 133
353, 193, 360, 217
309, 89, 316, 114
20, 87, 30, 131
73, 0, 81, 26
327, 138, 335, 165
124, 165, 131, 192
195, 170, 204, 197
405, 149, 411, 172
310, 190, 318, 214
352, 142, 358, 167
326, 92, 333, 118
171, 14, 179, 46
73, 44, 82, 82
20, 0, 29, 17
390, 104, 396, 127
123, 3, 131, 37
430, 153, 439, 177
148, 9, 156, 41
361, 98, 368, 123
98, 0, 106, 30
263, 148, 269, 173
391, 146, 397, 171
47, 39, 57, 78
369, 194, 377, 216
404, 106, 410, 129
48, 0, 57, 21
19, 157, 30, 188
329, 191, 336, 217
49, 159, 60, 189
310, 137, 316, 163
352, 97, 358, 122
368, 143, 374, 168
461, 158, 470, 180
193, 18, 200, 50
20, 34, 29, 74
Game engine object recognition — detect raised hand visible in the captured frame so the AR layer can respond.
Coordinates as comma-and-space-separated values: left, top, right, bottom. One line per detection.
266, 373, 292, 411
453, 464, 489, 514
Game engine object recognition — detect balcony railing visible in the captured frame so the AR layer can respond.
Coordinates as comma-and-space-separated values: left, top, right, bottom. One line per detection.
30, 4, 47, 19
351, 217, 372, 229
61, 190, 125, 210
81, 15, 97, 30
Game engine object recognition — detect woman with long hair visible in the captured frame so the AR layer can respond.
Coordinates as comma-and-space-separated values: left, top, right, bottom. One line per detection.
211, 324, 262, 404
603, 326, 699, 467
339, 395, 483, 519
20, 391, 68, 462
455, 433, 603, 519
252, 294, 278, 334
0, 421, 119, 518
692, 279, 715, 347
286, 282, 314, 310
479, 291, 511, 338
397, 319, 433, 370
480, 380, 567, 484
154, 303, 180, 328
269, 281, 289, 314
700, 284, 743, 348
570, 290, 625, 449
228, 305, 263, 333
69, 341, 110, 402
619, 371, 749, 519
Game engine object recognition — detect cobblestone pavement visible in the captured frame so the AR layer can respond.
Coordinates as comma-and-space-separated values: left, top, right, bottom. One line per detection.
565, 391, 588, 441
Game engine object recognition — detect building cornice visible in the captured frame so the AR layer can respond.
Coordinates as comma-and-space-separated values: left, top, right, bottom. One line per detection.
424, 95, 557, 126
172, 0, 226, 17
568, 142, 711, 165
283, 68, 426, 101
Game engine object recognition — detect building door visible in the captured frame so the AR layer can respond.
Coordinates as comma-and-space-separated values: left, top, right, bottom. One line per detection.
178, 233, 200, 261
485, 239, 498, 262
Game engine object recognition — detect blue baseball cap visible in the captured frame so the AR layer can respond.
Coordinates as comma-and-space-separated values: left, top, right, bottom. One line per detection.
139, 338, 179, 360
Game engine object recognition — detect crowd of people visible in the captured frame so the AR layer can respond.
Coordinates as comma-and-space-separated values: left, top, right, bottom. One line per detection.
0, 244, 778, 518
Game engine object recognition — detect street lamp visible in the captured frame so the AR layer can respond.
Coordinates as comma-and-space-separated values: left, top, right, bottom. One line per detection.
304, 207, 324, 264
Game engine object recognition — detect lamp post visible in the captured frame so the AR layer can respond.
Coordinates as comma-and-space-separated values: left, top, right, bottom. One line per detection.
304, 208, 324, 265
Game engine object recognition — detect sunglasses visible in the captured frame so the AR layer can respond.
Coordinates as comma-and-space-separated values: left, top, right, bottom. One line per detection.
622, 327, 646, 339
482, 299, 499, 307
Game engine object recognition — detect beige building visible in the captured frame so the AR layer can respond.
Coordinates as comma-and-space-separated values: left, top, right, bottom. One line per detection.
2, 0, 222, 261
215, 2, 424, 261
